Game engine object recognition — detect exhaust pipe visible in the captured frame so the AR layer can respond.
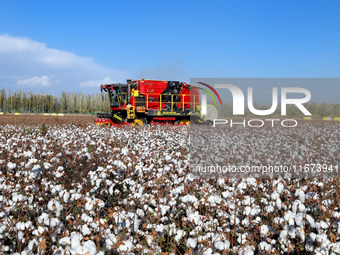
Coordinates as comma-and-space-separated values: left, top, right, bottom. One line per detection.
127, 79, 132, 103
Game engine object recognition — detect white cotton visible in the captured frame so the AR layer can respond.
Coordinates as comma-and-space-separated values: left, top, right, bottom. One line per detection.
276, 198, 282, 209
305, 214, 315, 228
117, 240, 134, 253
297, 227, 306, 242
260, 225, 269, 236
214, 240, 230, 251
82, 224, 91, 236
319, 221, 328, 229
276, 182, 284, 193
207, 195, 222, 206
17, 231, 24, 241
71, 232, 83, 250
295, 189, 305, 203
203, 248, 213, 255
59, 236, 71, 246
82, 240, 97, 255
75, 246, 90, 255
187, 238, 197, 248
271, 191, 279, 200
292, 200, 306, 213
180, 194, 198, 203
81, 213, 93, 223
160, 205, 170, 216
175, 229, 186, 243
7, 162, 16, 170
242, 217, 250, 227
259, 241, 271, 251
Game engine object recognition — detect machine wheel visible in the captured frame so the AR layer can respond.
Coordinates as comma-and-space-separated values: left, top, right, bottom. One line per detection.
132, 118, 145, 127
180, 119, 190, 125
103, 121, 111, 127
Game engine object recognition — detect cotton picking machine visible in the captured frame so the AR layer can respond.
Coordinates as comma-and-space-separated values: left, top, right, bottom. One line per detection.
95, 79, 218, 126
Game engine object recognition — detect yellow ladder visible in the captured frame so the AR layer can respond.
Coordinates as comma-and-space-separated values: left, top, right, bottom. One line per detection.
127, 105, 135, 119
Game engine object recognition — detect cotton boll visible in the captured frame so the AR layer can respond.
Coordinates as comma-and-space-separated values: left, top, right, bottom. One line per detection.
71, 232, 83, 250
242, 218, 250, 227
175, 229, 186, 243
260, 225, 269, 237
160, 205, 170, 216
292, 200, 306, 213
202, 248, 213, 255
319, 221, 328, 229
284, 211, 296, 224
15, 222, 26, 231
295, 189, 305, 203
59, 236, 71, 246
136, 208, 144, 217
259, 241, 271, 252
274, 217, 284, 225
288, 226, 296, 239
187, 238, 197, 248
81, 213, 93, 224
265, 205, 275, 213
244, 206, 251, 216
315, 233, 328, 243
240, 245, 255, 255
242, 196, 255, 206
63, 192, 70, 203
250, 205, 261, 216
117, 240, 134, 253
217, 178, 225, 186
207, 195, 222, 206
304, 214, 315, 228
297, 227, 306, 242
50, 218, 61, 228
180, 194, 198, 203
237, 233, 247, 245
82, 240, 97, 255
253, 216, 262, 224
276, 198, 282, 209
32, 226, 46, 236
121, 147, 129, 155
279, 229, 288, 244
81, 225, 91, 236
271, 191, 279, 201
17, 231, 24, 241
230, 214, 240, 225
75, 246, 90, 255
276, 182, 284, 193
7, 162, 16, 170
294, 213, 304, 226
214, 240, 230, 251
85, 201, 94, 211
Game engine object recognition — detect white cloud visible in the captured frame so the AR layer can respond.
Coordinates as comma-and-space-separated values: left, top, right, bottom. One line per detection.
0, 34, 43, 52
79, 76, 114, 88
17, 75, 53, 87
0, 34, 92, 68
0, 34, 129, 93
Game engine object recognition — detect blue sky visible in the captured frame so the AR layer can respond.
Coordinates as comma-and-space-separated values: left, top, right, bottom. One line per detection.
0, 0, 339, 95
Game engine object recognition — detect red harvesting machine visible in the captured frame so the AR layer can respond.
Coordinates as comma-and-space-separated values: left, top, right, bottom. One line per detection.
95, 79, 203, 126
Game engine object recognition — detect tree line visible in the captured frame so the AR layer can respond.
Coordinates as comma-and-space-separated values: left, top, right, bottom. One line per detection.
216, 101, 340, 118
0, 89, 110, 114
0, 89, 338, 117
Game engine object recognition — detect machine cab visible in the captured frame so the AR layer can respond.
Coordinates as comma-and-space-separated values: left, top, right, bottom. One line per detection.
101, 84, 128, 108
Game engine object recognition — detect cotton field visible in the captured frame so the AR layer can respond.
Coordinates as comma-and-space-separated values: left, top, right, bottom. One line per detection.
190, 121, 340, 179
0, 120, 339, 255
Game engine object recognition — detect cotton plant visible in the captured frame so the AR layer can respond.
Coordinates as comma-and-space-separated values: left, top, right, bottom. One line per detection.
0, 123, 339, 254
